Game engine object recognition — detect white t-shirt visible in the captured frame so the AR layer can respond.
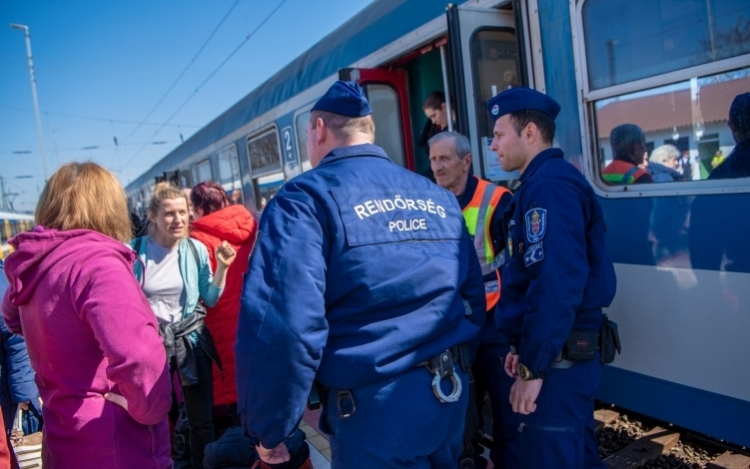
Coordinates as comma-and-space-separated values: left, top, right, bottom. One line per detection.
142, 237, 185, 324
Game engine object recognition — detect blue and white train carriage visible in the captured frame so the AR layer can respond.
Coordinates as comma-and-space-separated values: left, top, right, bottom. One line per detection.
126, 0, 750, 448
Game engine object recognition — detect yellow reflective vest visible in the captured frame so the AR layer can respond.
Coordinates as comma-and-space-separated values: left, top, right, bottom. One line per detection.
462, 176, 510, 310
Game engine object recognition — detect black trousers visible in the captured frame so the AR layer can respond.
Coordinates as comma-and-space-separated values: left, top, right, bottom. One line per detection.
171, 346, 215, 469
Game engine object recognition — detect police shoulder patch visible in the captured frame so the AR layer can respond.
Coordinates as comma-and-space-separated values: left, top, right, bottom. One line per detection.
525, 208, 547, 243
524, 241, 544, 267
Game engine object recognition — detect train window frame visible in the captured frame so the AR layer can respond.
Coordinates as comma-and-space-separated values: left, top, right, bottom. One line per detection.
194, 159, 213, 184
572, 0, 750, 198
246, 125, 282, 179
468, 25, 524, 182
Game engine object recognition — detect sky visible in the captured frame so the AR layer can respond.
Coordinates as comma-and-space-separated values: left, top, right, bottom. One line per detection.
0, 0, 374, 213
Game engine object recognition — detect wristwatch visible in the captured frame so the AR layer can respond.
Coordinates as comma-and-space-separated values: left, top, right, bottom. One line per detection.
517, 363, 543, 381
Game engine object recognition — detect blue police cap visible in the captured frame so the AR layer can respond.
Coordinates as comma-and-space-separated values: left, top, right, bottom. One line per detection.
311, 81, 372, 117
486, 87, 561, 122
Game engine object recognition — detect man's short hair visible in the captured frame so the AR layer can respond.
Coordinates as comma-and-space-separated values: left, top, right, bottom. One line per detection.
310, 110, 375, 141
610, 124, 644, 160
427, 131, 471, 158
508, 110, 556, 144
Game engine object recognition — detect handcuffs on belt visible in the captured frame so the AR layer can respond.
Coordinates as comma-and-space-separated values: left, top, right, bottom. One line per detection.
423, 349, 462, 403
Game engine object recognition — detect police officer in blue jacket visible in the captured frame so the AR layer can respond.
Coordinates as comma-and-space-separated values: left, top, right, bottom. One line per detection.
235, 81, 486, 469
486, 87, 617, 469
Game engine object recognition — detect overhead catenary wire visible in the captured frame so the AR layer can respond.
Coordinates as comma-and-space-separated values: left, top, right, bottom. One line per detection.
1, 106, 199, 128
119, 0, 244, 146
118, 0, 290, 173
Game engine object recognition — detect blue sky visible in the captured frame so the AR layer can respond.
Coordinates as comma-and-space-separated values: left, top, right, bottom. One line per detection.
0, 0, 373, 212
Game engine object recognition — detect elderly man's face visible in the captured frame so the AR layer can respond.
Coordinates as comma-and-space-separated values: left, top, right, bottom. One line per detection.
429, 137, 471, 195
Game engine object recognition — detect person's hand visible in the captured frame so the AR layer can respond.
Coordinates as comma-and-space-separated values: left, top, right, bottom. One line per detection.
104, 392, 128, 411
256, 442, 291, 464
504, 351, 519, 378
19, 401, 29, 411
509, 377, 543, 415
216, 241, 237, 268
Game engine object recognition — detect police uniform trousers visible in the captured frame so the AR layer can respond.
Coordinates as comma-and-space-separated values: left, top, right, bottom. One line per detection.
498, 353, 606, 469
320, 366, 469, 469
471, 320, 509, 466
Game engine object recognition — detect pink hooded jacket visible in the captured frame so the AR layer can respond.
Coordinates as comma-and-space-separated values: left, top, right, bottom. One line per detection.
2, 226, 172, 469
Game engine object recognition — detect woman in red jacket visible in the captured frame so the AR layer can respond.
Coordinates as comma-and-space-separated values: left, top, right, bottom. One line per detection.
189, 182, 257, 427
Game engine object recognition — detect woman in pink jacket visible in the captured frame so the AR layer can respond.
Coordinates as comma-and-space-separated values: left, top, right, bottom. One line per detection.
2, 162, 172, 469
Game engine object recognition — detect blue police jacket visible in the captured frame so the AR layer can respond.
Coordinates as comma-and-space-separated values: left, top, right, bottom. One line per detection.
497, 148, 616, 376
236, 143, 486, 448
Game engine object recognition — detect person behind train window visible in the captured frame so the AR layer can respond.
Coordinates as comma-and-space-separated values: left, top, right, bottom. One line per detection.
188, 181, 257, 435
235, 81, 485, 468
2, 162, 172, 469
132, 182, 237, 469
648, 144, 683, 183
647, 145, 689, 260
690, 92, 750, 274
601, 124, 655, 265
709, 92, 750, 179
428, 131, 512, 469
602, 124, 653, 184
486, 88, 617, 469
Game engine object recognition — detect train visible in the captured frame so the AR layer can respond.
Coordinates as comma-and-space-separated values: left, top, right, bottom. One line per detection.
0, 212, 35, 260
126, 0, 750, 448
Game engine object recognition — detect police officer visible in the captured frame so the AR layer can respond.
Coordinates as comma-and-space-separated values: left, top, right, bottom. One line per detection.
486, 87, 617, 469
235, 81, 486, 468
428, 131, 511, 468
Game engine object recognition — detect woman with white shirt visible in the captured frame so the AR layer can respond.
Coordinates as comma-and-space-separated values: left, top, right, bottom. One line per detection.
132, 182, 236, 469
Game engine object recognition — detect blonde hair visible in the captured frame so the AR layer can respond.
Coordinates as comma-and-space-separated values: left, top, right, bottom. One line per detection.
35, 162, 132, 243
310, 110, 375, 142
650, 144, 680, 165
148, 182, 188, 219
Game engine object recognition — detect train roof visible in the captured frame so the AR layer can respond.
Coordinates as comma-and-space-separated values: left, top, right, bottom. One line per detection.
126, 0, 448, 192
0, 211, 34, 221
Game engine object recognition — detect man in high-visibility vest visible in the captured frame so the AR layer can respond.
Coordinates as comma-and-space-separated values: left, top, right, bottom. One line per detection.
429, 131, 512, 468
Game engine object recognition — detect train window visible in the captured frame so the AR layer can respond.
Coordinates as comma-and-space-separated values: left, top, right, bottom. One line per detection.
254, 172, 284, 212
593, 67, 749, 184
295, 111, 312, 172
217, 144, 243, 204
471, 29, 521, 141
363, 84, 406, 168
195, 159, 213, 183
583, 0, 750, 90
179, 169, 192, 188
247, 128, 282, 176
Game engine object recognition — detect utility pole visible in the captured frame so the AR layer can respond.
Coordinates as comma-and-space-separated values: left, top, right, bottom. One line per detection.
0, 176, 7, 211
11, 23, 48, 181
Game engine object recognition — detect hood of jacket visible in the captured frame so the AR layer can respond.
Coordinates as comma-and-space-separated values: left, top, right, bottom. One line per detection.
4, 225, 135, 307
190, 204, 257, 245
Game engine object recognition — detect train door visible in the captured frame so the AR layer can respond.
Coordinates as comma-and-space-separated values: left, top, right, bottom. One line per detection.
338, 68, 415, 171
446, 5, 524, 182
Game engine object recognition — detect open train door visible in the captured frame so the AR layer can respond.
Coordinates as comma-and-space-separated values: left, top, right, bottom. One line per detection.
339, 68, 415, 171
446, 4, 524, 181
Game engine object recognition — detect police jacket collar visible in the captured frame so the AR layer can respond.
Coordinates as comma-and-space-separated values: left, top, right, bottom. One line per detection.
319, 143, 390, 167
520, 147, 564, 183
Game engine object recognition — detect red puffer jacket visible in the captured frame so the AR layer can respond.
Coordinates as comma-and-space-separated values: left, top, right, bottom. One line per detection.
190, 204, 257, 406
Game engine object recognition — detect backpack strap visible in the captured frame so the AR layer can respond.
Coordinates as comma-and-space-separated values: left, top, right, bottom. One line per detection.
622, 166, 640, 184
